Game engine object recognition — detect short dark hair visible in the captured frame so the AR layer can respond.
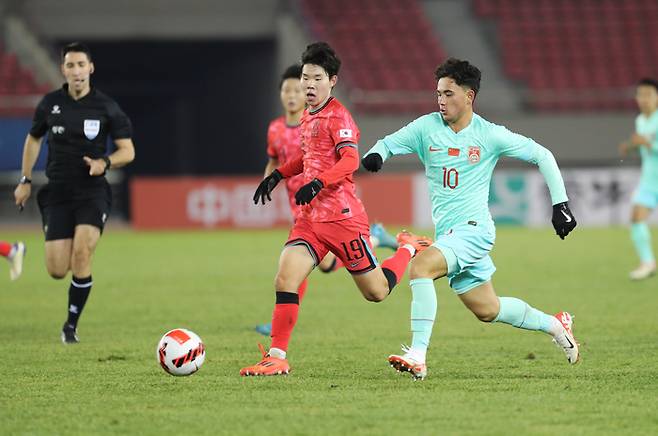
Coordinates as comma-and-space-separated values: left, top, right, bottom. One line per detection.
279, 63, 303, 89
637, 77, 658, 91
434, 58, 481, 95
61, 42, 92, 63
301, 42, 341, 77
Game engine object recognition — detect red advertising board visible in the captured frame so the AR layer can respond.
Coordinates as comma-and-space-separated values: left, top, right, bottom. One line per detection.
130, 175, 413, 229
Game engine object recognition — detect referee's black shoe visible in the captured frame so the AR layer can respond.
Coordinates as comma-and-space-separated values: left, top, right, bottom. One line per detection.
61, 323, 79, 344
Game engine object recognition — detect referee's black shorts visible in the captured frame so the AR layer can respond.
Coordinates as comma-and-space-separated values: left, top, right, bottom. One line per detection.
37, 179, 112, 241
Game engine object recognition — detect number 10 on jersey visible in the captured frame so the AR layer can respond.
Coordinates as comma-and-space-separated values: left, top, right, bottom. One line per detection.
442, 167, 459, 189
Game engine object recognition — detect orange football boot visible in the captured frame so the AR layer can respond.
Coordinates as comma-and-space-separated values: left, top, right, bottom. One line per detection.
396, 230, 433, 255
240, 344, 291, 376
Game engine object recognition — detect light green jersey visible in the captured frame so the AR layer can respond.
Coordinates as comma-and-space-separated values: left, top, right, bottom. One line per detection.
635, 110, 658, 192
365, 112, 568, 234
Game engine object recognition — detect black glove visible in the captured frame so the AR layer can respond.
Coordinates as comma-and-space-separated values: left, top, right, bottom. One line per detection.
295, 178, 324, 205
551, 202, 577, 240
253, 169, 283, 205
361, 153, 383, 172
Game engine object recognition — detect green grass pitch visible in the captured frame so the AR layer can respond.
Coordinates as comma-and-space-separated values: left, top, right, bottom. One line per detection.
1, 227, 657, 435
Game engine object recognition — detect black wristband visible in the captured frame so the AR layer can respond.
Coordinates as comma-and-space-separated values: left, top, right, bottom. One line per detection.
19, 175, 32, 184
102, 156, 111, 174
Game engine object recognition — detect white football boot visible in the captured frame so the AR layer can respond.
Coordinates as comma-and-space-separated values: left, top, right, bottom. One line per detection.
8, 242, 25, 281
629, 262, 656, 281
388, 345, 427, 380
552, 312, 580, 364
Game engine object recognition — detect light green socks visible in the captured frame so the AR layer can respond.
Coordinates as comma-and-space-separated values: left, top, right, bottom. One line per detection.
493, 297, 558, 335
631, 222, 655, 263
409, 278, 438, 360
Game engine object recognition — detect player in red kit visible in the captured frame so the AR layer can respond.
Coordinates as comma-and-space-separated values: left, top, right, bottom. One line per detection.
265, 65, 307, 225
241, 43, 432, 376
254, 64, 399, 336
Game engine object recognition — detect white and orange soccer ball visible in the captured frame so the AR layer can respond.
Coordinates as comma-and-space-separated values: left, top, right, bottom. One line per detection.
157, 328, 206, 376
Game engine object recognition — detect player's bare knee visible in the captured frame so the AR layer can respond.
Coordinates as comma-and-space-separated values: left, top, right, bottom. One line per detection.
477, 312, 498, 323
45, 255, 69, 279
352, 272, 388, 302
360, 281, 388, 302
47, 265, 68, 279
49, 271, 67, 280
364, 290, 386, 303
409, 259, 432, 280
473, 307, 498, 323
274, 272, 297, 292
274, 274, 284, 290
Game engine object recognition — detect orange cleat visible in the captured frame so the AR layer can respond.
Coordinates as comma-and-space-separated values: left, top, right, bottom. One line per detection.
396, 230, 433, 255
240, 344, 291, 376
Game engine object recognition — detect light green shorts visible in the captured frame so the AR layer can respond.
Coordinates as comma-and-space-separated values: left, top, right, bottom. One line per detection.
632, 185, 658, 209
433, 222, 496, 294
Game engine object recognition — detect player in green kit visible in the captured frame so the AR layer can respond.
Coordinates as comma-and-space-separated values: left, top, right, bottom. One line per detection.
619, 78, 658, 280
362, 58, 579, 379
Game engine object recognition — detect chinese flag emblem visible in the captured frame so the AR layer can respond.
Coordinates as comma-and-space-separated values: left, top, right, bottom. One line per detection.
448, 147, 460, 156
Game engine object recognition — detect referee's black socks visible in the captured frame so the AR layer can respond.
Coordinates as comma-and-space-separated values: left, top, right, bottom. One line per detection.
66, 275, 92, 328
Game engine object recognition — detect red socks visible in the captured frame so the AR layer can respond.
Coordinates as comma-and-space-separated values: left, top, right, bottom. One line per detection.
381, 248, 412, 290
298, 278, 308, 301
270, 292, 300, 352
269, 280, 307, 352
268, 248, 412, 353
0, 241, 11, 257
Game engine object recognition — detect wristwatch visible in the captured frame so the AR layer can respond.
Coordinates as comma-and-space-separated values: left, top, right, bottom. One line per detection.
19, 176, 32, 184
102, 156, 111, 173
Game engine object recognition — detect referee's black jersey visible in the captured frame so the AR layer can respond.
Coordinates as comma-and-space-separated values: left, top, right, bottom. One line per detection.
30, 84, 132, 183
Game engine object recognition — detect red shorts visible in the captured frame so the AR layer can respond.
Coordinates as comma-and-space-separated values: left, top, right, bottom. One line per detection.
286, 212, 378, 274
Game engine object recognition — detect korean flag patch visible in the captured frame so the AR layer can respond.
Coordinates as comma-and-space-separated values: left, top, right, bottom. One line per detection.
84, 119, 101, 140
339, 129, 353, 138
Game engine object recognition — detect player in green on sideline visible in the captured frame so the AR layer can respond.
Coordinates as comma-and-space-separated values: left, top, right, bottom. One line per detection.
619, 78, 658, 281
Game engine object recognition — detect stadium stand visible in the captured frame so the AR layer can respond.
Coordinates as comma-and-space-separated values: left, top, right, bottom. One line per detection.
0, 43, 49, 117
299, 0, 446, 113
473, 0, 658, 111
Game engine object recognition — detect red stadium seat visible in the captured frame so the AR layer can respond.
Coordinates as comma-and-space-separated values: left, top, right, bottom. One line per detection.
475, 0, 658, 111
0, 45, 49, 115
300, 0, 447, 114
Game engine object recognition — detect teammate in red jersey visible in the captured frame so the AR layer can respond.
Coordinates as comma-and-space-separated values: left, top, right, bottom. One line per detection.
241, 43, 432, 376
264, 65, 306, 225
254, 64, 399, 336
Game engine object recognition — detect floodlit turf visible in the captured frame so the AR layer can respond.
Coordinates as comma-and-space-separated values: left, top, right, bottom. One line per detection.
1, 227, 657, 435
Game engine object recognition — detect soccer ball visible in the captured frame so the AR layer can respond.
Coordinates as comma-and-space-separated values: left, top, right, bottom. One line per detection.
157, 328, 206, 376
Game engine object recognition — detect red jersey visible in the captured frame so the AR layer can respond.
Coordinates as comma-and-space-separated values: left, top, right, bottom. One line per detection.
266, 116, 305, 218
298, 97, 365, 222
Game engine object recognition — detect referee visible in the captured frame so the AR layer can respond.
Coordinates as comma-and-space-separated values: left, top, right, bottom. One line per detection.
13, 42, 135, 344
